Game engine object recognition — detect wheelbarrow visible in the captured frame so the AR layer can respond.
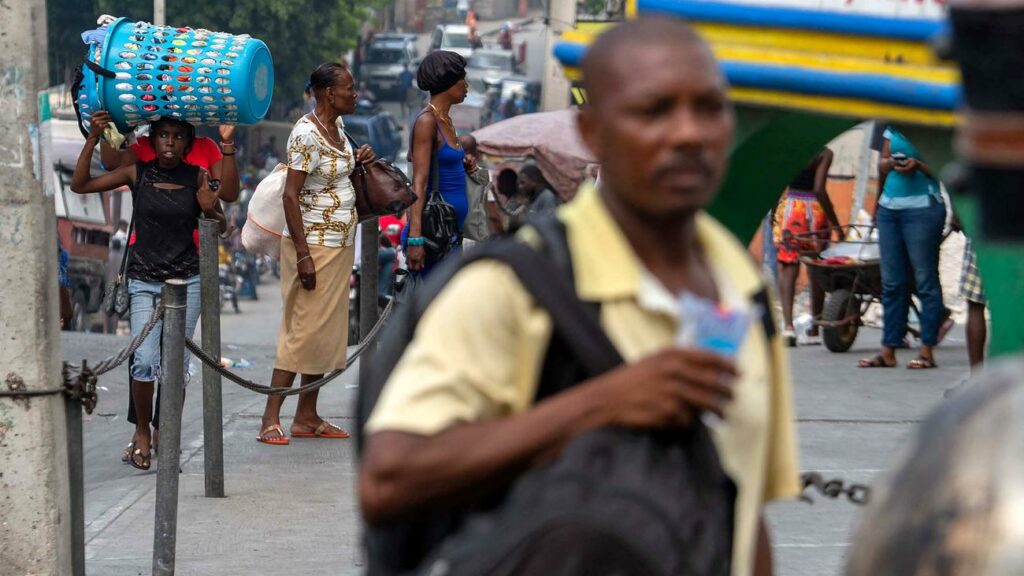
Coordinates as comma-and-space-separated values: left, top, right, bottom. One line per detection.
792, 225, 921, 353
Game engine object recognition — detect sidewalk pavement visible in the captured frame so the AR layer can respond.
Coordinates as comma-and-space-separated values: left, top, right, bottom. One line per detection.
68, 272, 973, 575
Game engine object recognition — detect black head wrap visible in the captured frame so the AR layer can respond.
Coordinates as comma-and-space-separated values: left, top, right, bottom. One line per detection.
417, 51, 467, 95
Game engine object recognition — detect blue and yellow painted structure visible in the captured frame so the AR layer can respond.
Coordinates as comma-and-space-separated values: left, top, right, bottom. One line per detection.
552, 0, 959, 246
553, 1, 1024, 357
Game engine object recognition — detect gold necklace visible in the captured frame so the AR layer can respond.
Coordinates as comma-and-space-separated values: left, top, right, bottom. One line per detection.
428, 103, 454, 127
311, 112, 342, 145
428, 104, 460, 148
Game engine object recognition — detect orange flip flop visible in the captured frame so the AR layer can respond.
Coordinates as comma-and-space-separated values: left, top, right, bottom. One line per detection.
257, 424, 290, 445
291, 421, 350, 439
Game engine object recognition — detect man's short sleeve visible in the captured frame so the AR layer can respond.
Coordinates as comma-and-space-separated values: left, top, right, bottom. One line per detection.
287, 128, 321, 174
365, 261, 553, 436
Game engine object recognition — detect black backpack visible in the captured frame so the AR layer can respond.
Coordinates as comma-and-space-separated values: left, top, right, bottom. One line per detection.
356, 216, 747, 576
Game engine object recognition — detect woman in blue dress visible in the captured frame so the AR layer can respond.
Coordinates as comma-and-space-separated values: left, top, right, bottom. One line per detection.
404, 50, 471, 273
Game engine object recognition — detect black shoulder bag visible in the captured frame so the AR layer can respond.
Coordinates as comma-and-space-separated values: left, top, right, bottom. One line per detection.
102, 166, 145, 318
418, 126, 458, 265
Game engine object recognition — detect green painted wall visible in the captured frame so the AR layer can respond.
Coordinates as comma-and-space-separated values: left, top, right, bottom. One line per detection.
709, 107, 857, 243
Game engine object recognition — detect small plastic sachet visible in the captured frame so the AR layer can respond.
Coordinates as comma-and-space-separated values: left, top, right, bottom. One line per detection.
675, 292, 758, 359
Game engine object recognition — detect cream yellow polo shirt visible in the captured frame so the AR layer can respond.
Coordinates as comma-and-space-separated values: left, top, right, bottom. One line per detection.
367, 184, 801, 576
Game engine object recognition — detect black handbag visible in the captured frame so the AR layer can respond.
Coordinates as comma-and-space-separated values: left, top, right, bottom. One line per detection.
420, 134, 458, 265
102, 168, 143, 318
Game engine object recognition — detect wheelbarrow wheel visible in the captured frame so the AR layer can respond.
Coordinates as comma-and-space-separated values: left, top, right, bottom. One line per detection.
822, 288, 859, 353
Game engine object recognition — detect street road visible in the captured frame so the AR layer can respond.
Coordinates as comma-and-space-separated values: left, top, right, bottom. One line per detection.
68, 265, 972, 575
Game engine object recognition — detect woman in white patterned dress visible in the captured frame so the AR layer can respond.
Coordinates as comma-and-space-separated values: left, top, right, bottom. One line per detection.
258, 62, 376, 444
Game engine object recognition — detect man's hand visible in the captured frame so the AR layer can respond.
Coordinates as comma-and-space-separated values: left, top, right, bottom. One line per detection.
196, 170, 221, 213
218, 125, 236, 145
297, 252, 317, 291
464, 154, 478, 174
89, 111, 112, 140
589, 348, 737, 428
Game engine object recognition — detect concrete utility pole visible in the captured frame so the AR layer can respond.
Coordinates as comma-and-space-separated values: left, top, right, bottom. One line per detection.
154, 0, 166, 25
0, 1, 74, 575
540, 0, 576, 112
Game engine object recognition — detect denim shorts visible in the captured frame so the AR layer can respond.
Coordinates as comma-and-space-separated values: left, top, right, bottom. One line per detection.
128, 276, 202, 383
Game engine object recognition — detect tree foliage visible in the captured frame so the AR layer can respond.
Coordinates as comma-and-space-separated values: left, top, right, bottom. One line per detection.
48, 0, 388, 117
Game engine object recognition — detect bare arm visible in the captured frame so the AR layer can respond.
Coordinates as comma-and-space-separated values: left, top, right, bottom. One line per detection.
359, 348, 736, 524
813, 149, 841, 229
282, 167, 315, 289
99, 139, 137, 170
211, 126, 240, 202
71, 112, 136, 194
196, 171, 227, 234
873, 139, 892, 219
405, 112, 437, 270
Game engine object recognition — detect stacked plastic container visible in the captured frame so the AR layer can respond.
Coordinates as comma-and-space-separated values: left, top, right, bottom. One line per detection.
79, 17, 274, 132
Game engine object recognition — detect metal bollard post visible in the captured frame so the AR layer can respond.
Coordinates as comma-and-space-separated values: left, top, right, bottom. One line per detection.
359, 219, 380, 341
197, 218, 225, 498
65, 394, 85, 576
153, 279, 187, 576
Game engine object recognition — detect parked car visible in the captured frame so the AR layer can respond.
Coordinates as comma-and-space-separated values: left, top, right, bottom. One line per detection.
466, 48, 518, 93
344, 111, 403, 163
362, 34, 419, 99
429, 24, 475, 60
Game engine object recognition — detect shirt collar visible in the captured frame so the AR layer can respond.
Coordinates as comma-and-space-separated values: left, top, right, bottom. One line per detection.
560, 183, 763, 303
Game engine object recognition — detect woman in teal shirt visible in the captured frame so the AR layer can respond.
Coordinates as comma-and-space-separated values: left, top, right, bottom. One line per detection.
859, 127, 946, 369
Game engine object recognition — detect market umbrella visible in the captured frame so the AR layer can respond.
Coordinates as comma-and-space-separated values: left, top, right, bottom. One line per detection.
472, 108, 598, 199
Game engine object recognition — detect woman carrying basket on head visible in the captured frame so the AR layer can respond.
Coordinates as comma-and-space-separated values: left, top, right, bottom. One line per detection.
71, 111, 227, 471
257, 62, 377, 445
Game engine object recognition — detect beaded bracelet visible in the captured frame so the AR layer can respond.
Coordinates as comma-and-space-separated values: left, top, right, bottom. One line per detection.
407, 236, 425, 247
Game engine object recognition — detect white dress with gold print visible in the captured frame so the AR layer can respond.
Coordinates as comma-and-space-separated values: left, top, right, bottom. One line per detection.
282, 115, 357, 248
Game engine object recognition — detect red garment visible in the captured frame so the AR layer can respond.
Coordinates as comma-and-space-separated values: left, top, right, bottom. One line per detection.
379, 214, 406, 248
132, 135, 223, 169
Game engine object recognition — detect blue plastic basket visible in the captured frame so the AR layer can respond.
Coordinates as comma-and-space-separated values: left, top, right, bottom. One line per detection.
89, 17, 273, 131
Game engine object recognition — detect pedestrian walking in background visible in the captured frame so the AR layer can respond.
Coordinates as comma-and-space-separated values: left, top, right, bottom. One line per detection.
360, 18, 798, 576
458, 134, 492, 243
403, 50, 470, 272
772, 148, 841, 346
71, 112, 227, 471
959, 238, 987, 369
859, 126, 947, 369
257, 62, 377, 445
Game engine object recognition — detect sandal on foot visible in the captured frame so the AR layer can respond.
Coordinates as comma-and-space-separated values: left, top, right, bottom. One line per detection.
907, 356, 938, 370
257, 424, 290, 445
858, 354, 896, 368
291, 421, 350, 439
782, 329, 797, 348
128, 442, 151, 471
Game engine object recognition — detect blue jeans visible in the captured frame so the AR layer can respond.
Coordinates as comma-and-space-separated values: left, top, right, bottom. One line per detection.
126, 276, 202, 428
877, 198, 946, 347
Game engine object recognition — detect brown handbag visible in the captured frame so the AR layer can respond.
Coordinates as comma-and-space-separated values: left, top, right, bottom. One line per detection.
346, 133, 417, 222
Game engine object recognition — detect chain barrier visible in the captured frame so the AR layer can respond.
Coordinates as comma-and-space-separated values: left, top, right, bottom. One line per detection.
0, 305, 164, 414
184, 298, 395, 397
799, 472, 871, 506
